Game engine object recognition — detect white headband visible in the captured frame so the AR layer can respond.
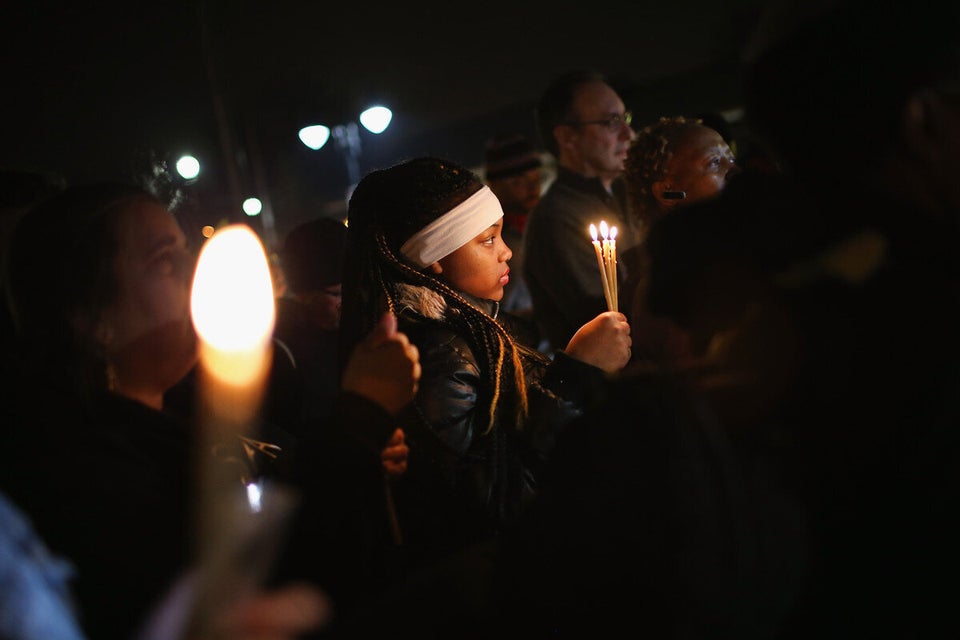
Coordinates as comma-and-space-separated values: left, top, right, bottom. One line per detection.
399, 185, 504, 268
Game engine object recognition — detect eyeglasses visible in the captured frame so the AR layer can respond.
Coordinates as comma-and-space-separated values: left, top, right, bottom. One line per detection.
564, 111, 633, 132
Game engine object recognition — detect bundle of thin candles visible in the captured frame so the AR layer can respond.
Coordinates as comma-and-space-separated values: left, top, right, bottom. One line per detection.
589, 221, 618, 312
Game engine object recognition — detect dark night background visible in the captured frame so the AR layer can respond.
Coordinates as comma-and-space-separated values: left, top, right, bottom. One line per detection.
1, 0, 768, 248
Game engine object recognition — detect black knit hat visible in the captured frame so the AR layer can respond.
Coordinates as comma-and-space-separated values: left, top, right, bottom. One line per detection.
483, 133, 543, 181
280, 217, 347, 292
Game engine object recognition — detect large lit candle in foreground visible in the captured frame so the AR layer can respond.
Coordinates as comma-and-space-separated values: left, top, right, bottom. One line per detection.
186, 224, 277, 639
191, 224, 276, 430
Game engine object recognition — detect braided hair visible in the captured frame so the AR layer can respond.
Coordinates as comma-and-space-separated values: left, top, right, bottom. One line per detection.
624, 116, 704, 230
340, 157, 546, 434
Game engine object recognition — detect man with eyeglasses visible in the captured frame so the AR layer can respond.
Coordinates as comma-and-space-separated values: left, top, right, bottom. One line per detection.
523, 69, 641, 350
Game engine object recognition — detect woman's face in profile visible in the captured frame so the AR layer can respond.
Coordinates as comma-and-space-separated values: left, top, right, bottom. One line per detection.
664, 126, 738, 205
98, 201, 198, 393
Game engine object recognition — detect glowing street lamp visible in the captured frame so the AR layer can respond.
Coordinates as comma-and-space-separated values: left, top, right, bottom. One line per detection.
242, 197, 263, 216
298, 105, 393, 193
298, 125, 331, 151
176, 155, 201, 180
359, 106, 392, 134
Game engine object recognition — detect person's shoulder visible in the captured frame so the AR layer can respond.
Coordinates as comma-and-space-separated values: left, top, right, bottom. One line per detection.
527, 185, 589, 232
536, 176, 580, 206
527, 188, 557, 222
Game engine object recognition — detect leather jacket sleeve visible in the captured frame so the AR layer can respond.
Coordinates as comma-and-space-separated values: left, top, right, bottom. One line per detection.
413, 331, 481, 455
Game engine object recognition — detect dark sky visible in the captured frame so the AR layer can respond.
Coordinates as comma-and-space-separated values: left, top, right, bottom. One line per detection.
1, 0, 768, 244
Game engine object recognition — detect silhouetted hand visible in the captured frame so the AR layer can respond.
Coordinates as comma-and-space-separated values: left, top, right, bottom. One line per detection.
564, 311, 632, 373
342, 312, 421, 414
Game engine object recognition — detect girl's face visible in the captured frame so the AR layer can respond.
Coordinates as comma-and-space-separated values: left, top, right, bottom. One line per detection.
431, 217, 513, 301
98, 201, 198, 397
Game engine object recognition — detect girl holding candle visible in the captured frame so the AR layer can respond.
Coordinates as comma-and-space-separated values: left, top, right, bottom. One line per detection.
339, 157, 632, 576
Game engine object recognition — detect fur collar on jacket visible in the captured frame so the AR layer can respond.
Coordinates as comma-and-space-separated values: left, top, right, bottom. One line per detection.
394, 283, 498, 321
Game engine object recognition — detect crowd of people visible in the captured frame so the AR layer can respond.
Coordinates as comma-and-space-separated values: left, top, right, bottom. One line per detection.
2, 0, 959, 637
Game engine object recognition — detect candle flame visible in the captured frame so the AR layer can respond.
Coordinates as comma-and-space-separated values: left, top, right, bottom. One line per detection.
610, 226, 618, 241
190, 225, 275, 387
589, 223, 598, 241
599, 220, 609, 239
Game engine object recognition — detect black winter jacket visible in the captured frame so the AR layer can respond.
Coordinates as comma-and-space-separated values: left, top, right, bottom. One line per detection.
391, 285, 604, 570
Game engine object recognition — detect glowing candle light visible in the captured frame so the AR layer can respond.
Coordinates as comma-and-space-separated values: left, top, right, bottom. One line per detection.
609, 225, 619, 312
191, 224, 276, 429
187, 224, 279, 638
597, 220, 619, 313
590, 223, 614, 311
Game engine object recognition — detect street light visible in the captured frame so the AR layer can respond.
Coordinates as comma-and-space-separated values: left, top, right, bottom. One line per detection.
358, 106, 392, 134
242, 197, 263, 216
298, 126, 330, 150
298, 105, 393, 191
176, 155, 201, 180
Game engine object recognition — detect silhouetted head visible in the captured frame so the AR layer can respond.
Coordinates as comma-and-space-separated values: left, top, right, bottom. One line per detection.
744, 0, 960, 212
483, 133, 543, 217
281, 216, 348, 330
5, 183, 196, 405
